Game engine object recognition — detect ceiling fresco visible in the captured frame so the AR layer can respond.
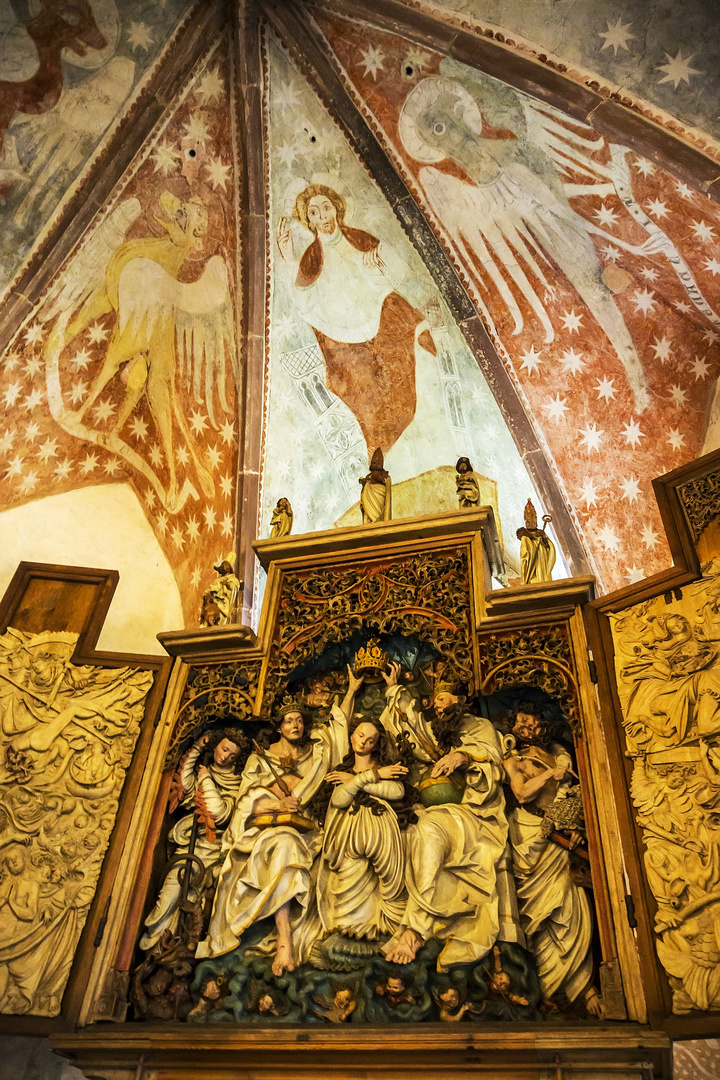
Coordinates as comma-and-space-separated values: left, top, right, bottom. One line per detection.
401, 0, 720, 152
260, 35, 549, 578
0, 0, 194, 300
0, 35, 239, 622
312, 10, 720, 592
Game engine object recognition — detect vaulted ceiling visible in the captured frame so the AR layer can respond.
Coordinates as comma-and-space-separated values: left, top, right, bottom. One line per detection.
0, 0, 718, 630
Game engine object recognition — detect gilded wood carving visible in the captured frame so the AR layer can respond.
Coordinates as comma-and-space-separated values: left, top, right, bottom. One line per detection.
0, 628, 153, 1016
611, 559, 720, 1013
262, 548, 476, 713
131, 537, 602, 1026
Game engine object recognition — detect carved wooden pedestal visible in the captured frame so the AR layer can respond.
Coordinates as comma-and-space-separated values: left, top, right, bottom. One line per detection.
53, 1024, 671, 1080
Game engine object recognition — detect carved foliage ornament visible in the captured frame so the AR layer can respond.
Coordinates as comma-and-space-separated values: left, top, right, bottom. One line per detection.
477, 624, 580, 731
166, 661, 262, 770
263, 549, 475, 710
611, 558, 720, 1014
677, 469, 720, 542
0, 628, 152, 1017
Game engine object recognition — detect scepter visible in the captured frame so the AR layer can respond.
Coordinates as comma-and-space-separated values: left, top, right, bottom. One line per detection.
251, 738, 293, 798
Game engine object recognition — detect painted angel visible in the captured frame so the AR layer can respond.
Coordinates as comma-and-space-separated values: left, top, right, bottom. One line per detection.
42, 188, 236, 513
398, 60, 720, 414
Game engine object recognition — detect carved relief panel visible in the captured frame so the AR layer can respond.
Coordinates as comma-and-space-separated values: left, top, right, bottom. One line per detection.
0, 628, 153, 1017
611, 561, 720, 1015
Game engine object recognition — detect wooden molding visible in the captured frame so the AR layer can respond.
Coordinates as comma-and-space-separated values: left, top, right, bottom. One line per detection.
52, 1021, 672, 1078
253, 506, 503, 576
158, 624, 259, 663
483, 574, 596, 625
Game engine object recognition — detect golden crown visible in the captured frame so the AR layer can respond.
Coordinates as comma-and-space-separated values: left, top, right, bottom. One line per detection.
433, 680, 458, 697
353, 638, 389, 681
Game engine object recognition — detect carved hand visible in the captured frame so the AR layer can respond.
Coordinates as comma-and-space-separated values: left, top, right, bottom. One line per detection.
345, 663, 364, 696
431, 751, 468, 778
377, 763, 408, 780
277, 795, 301, 812
382, 661, 401, 688
325, 770, 353, 786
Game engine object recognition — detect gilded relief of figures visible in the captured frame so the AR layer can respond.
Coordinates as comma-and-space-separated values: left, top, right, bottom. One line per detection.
0, 627, 152, 1016
134, 642, 601, 1024
611, 559, 720, 1014
0, 42, 238, 622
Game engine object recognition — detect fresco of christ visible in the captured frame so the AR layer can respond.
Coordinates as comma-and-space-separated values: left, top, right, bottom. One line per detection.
277, 183, 437, 454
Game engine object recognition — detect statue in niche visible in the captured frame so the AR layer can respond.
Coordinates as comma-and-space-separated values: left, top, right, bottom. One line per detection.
503, 702, 603, 1018
359, 448, 392, 524
140, 728, 248, 951
0, 628, 152, 1016
517, 500, 556, 584
196, 668, 363, 976
200, 557, 241, 626
270, 497, 294, 538
315, 714, 409, 941
455, 456, 481, 509
379, 663, 510, 970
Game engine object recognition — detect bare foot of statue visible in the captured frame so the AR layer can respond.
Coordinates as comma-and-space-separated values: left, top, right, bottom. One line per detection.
385, 928, 423, 965
272, 939, 296, 977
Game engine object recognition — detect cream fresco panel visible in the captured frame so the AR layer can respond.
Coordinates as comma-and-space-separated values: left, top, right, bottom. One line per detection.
262, 39, 549, 577
0, 483, 183, 654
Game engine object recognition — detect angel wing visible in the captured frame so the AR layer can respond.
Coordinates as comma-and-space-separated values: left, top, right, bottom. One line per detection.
41, 197, 142, 325
116, 253, 235, 427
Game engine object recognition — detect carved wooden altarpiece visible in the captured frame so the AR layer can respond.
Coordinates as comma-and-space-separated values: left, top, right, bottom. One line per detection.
0, 562, 170, 1037
52, 509, 682, 1079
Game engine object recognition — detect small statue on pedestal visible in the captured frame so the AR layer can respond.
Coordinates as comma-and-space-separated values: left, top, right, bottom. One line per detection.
270, 497, 293, 538
359, 448, 392, 523
455, 456, 481, 509
200, 556, 242, 626
516, 499, 556, 584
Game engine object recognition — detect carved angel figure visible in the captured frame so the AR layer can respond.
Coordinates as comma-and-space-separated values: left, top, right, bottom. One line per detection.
42, 189, 236, 513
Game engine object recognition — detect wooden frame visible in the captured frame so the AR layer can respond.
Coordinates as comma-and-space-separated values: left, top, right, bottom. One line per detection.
51, 508, 674, 1077
584, 448, 720, 1037
0, 562, 172, 1036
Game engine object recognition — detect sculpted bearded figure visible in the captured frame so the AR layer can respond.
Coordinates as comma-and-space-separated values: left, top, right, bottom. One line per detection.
197, 668, 362, 975
140, 729, 246, 950
503, 704, 602, 1018
379, 665, 509, 970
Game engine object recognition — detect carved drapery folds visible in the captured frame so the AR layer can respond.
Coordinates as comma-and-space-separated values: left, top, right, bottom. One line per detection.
477, 624, 580, 731
677, 470, 720, 542
611, 559, 720, 1014
0, 628, 153, 1017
